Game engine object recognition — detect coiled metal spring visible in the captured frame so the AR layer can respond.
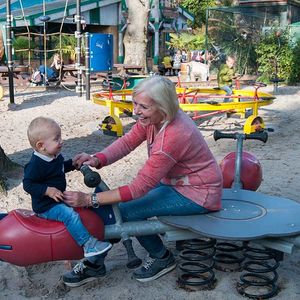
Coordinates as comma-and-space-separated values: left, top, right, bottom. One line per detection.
214, 241, 245, 272
237, 242, 280, 299
177, 238, 217, 291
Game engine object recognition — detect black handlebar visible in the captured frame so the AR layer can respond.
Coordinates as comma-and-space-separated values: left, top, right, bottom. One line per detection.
213, 130, 268, 143
80, 165, 101, 188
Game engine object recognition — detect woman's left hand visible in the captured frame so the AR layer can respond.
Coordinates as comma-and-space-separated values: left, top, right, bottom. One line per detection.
63, 191, 91, 207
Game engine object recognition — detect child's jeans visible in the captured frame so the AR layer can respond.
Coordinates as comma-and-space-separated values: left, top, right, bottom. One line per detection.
220, 85, 233, 102
38, 203, 91, 246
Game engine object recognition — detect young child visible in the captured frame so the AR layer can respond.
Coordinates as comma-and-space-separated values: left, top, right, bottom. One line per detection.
23, 117, 112, 257
217, 55, 236, 102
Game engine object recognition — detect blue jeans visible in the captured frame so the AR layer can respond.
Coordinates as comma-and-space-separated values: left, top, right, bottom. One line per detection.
220, 85, 233, 102
39, 203, 91, 246
119, 184, 208, 258
39, 65, 58, 79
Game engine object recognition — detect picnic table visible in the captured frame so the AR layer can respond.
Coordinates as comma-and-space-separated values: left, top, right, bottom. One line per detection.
0, 65, 30, 87
113, 64, 143, 74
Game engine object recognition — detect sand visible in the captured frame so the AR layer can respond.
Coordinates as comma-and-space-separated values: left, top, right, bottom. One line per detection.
0, 83, 300, 299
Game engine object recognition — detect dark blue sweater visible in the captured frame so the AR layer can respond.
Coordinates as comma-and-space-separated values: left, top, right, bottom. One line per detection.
23, 153, 75, 213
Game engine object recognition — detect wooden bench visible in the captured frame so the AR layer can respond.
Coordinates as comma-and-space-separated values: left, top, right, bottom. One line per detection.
113, 64, 143, 75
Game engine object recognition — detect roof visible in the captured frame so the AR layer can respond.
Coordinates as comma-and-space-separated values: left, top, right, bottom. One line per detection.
0, 0, 121, 26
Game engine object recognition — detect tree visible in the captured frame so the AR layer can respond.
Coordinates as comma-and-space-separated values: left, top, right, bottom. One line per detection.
123, 0, 150, 69
0, 29, 4, 62
179, 0, 237, 28
0, 145, 22, 195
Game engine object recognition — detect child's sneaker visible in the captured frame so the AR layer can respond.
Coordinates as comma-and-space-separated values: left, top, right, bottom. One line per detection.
83, 237, 112, 258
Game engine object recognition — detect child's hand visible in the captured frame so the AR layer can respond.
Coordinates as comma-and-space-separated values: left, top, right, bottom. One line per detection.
45, 187, 63, 202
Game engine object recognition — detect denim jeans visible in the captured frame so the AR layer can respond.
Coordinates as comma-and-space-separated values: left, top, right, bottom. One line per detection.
39, 203, 91, 246
119, 184, 208, 258
220, 85, 233, 102
39, 65, 57, 79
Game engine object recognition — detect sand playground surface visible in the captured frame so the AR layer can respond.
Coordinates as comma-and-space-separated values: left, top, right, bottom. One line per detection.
0, 83, 300, 299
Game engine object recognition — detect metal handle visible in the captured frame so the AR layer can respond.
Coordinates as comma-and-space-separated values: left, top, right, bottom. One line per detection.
80, 165, 101, 188
214, 130, 268, 143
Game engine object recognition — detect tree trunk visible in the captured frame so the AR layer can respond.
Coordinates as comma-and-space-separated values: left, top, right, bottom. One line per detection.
0, 28, 4, 62
0, 145, 23, 195
123, 0, 150, 71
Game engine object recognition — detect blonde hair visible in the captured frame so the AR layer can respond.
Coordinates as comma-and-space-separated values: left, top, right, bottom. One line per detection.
132, 76, 179, 121
27, 117, 60, 149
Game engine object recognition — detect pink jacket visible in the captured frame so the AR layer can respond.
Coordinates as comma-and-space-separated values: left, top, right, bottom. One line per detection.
95, 110, 223, 210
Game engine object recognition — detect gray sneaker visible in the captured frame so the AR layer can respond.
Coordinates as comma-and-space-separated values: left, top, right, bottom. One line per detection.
63, 260, 106, 287
133, 251, 176, 282
83, 237, 112, 258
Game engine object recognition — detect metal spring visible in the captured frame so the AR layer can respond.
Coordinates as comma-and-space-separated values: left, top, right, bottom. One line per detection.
177, 238, 217, 291
237, 242, 280, 299
214, 241, 245, 272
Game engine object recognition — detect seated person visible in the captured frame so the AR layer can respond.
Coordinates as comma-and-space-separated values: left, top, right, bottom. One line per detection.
217, 55, 236, 102
39, 53, 63, 82
23, 117, 112, 259
162, 53, 173, 76
62, 76, 223, 287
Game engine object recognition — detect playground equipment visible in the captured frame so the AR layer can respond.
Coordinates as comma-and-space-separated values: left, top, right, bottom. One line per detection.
220, 151, 262, 191
0, 84, 3, 100
1, 130, 300, 298
92, 81, 274, 136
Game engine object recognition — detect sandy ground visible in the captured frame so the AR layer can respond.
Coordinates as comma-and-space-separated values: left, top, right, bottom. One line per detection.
0, 83, 300, 299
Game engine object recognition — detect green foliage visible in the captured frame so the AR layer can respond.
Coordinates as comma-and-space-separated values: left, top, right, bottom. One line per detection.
289, 41, 300, 83
13, 36, 36, 65
166, 30, 206, 51
179, 0, 216, 28
208, 12, 260, 74
179, 0, 235, 28
52, 34, 77, 60
255, 28, 300, 84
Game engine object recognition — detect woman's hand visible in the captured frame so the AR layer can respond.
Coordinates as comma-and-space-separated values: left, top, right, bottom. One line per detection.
72, 152, 100, 169
63, 191, 91, 207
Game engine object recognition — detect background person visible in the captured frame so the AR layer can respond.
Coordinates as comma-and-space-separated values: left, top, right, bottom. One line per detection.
39, 53, 63, 83
62, 76, 223, 287
172, 50, 182, 76
23, 117, 112, 260
162, 52, 173, 76
217, 55, 236, 102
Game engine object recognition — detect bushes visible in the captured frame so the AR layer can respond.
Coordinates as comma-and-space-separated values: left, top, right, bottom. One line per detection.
255, 28, 300, 84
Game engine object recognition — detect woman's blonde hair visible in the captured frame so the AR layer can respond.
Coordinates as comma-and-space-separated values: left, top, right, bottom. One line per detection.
132, 76, 179, 121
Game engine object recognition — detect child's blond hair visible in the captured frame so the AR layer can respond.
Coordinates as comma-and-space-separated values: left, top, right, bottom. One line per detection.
27, 117, 60, 149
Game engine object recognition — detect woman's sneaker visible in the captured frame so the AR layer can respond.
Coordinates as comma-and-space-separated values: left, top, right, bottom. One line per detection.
63, 260, 106, 287
133, 250, 176, 282
83, 237, 112, 258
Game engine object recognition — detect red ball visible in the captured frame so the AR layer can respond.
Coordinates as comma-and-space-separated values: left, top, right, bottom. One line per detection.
220, 151, 262, 191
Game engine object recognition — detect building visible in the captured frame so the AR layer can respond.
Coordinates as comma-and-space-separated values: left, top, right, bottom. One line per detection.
238, 0, 300, 25
0, 0, 194, 68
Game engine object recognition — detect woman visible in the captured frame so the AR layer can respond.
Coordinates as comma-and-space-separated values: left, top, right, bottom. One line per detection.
39, 53, 62, 82
62, 76, 223, 287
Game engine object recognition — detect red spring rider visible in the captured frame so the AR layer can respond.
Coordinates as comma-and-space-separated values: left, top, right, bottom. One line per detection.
214, 130, 267, 191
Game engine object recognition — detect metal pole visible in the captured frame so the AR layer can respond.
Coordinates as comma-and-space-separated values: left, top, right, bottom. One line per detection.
232, 135, 244, 190
85, 32, 90, 101
204, 4, 209, 65
75, 0, 82, 97
6, 0, 14, 104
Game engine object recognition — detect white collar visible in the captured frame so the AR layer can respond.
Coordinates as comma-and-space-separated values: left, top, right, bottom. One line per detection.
34, 151, 55, 162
